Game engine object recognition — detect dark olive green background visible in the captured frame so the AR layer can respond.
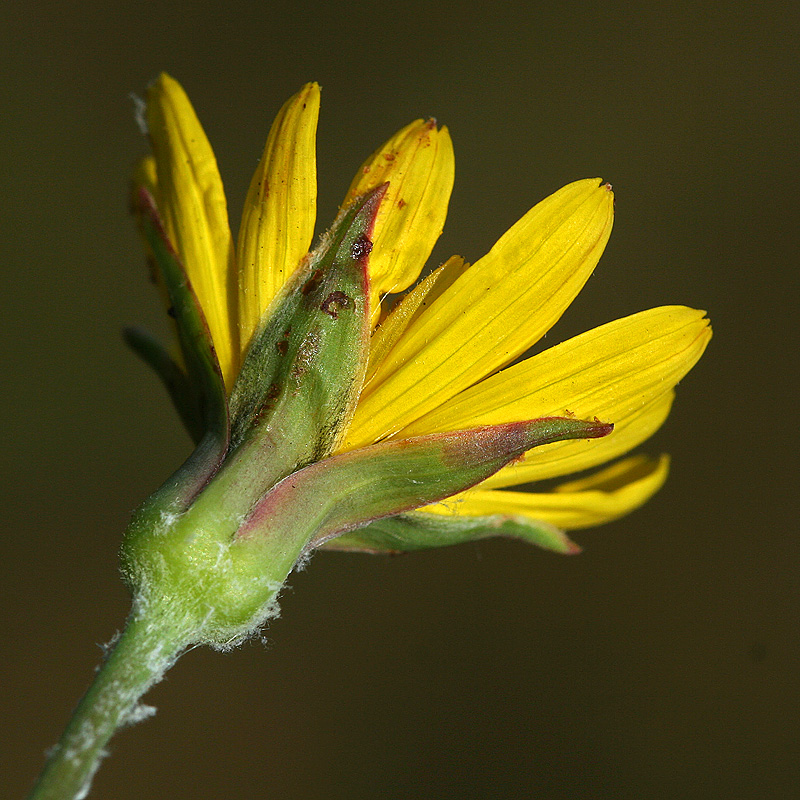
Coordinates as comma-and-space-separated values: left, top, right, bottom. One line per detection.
3, 1, 797, 798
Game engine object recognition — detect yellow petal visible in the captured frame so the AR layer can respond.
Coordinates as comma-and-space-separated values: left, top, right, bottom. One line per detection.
344, 179, 614, 448
421, 454, 670, 530
131, 154, 158, 200
480, 390, 675, 488
236, 83, 320, 354
342, 119, 455, 320
401, 306, 711, 439
146, 72, 237, 388
363, 255, 468, 386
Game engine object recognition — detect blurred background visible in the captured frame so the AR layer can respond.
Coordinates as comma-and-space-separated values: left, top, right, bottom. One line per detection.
2, 1, 797, 798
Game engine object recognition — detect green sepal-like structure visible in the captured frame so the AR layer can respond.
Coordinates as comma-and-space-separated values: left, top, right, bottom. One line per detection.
224, 185, 387, 500
123, 325, 205, 444
120, 187, 388, 647
129, 188, 230, 512
236, 417, 611, 558
322, 510, 580, 555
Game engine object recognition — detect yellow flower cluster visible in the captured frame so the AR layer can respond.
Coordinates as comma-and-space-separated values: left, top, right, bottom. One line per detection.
138, 74, 710, 537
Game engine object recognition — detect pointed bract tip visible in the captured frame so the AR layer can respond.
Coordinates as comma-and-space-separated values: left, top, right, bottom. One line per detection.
349, 182, 390, 240
588, 420, 614, 438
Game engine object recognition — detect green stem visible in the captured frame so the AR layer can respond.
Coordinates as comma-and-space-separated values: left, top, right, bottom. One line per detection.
27, 600, 190, 800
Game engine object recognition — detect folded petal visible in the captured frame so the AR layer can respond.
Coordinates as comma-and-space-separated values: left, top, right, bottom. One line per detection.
237, 83, 320, 354
344, 179, 614, 448
421, 454, 670, 530
146, 73, 237, 388
342, 119, 455, 321
400, 306, 711, 439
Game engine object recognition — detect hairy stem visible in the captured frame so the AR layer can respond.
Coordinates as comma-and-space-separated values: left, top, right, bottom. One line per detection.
27, 601, 189, 800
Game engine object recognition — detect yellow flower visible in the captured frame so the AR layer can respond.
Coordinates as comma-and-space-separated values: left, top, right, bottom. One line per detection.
137, 73, 710, 549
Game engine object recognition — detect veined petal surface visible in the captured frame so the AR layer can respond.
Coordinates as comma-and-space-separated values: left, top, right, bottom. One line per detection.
364, 255, 468, 385
400, 305, 711, 439
146, 73, 237, 388
344, 179, 614, 449
237, 83, 320, 354
343, 119, 455, 319
422, 454, 670, 530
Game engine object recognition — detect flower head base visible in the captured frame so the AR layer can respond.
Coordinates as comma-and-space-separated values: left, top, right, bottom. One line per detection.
25, 75, 713, 800
123, 74, 710, 646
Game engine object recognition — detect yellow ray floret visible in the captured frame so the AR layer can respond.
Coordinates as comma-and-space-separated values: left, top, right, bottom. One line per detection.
399, 305, 711, 439
236, 83, 320, 356
364, 255, 469, 384
344, 179, 615, 448
422, 454, 670, 530
146, 73, 237, 388
135, 75, 710, 539
343, 119, 455, 320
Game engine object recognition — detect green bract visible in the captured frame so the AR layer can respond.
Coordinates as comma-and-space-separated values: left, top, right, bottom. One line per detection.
121, 185, 614, 648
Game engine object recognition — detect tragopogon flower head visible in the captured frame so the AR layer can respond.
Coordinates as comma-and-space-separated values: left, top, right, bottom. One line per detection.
128, 74, 710, 564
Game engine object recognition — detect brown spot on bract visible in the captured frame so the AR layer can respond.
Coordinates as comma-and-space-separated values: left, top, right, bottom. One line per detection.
302, 269, 324, 295
266, 383, 281, 400
276, 339, 288, 355
321, 291, 352, 319
253, 383, 282, 424
397, 198, 406, 209
351, 233, 373, 260
290, 334, 321, 387
384, 152, 396, 162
